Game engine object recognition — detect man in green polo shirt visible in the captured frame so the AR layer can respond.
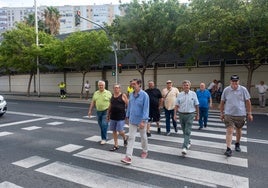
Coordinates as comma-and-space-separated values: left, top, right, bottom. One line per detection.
88, 80, 112, 145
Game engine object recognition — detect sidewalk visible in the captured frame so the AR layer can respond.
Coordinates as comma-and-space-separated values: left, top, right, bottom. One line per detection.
1, 91, 268, 115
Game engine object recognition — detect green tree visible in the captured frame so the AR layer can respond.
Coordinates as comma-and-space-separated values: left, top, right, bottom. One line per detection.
110, 0, 186, 88
181, 0, 268, 92
63, 31, 112, 98
0, 23, 55, 96
44, 6, 61, 35
24, 13, 46, 31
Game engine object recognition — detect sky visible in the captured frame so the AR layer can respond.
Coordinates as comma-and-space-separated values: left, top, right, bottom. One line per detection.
0, 0, 131, 7
0, 0, 189, 8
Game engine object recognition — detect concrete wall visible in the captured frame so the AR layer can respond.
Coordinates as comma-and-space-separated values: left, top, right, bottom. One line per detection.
0, 65, 267, 99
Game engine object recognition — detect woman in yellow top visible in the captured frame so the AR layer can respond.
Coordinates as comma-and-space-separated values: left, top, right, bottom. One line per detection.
88, 80, 112, 144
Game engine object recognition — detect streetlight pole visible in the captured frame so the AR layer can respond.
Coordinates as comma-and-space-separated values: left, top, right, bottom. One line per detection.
76, 11, 118, 83
35, 0, 40, 97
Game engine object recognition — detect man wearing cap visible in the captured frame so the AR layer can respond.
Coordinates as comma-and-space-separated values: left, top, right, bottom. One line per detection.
255, 81, 268, 108
219, 75, 253, 157
162, 80, 180, 135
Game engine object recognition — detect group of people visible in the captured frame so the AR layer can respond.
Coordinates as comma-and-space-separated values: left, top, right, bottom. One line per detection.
207, 79, 223, 102
87, 75, 255, 164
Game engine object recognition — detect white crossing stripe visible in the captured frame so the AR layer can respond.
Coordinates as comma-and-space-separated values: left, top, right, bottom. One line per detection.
125, 133, 248, 152
21, 126, 42, 131
56, 144, 84, 153
151, 126, 247, 139
0, 117, 48, 128
46, 121, 64, 126
0, 181, 23, 188
36, 161, 158, 188
12, 156, 49, 168
74, 148, 249, 188
0, 132, 13, 137
102, 138, 248, 168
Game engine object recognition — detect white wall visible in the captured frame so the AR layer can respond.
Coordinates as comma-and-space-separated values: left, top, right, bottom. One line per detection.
0, 65, 267, 99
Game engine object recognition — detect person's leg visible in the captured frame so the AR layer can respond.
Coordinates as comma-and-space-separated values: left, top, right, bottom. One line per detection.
226, 126, 234, 148
100, 110, 109, 140
198, 107, 204, 128
179, 114, 186, 142
259, 94, 262, 107
182, 113, 195, 149
126, 124, 138, 158
164, 108, 171, 134
117, 120, 128, 146
203, 107, 209, 127
170, 109, 177, 132
140, 122, 148, 154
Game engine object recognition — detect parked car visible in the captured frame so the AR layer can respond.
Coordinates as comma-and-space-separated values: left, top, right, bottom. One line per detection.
0, 95, 7, 117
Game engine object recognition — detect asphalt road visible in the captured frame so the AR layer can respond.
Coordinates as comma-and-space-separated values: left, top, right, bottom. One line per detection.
0, 99, 267, 188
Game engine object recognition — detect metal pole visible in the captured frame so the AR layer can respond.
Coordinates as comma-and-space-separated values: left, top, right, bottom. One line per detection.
77, 12, 118, 83
35, 0, 40, 97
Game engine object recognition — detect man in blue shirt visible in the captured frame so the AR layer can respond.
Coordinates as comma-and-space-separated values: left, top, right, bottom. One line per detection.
121, 79, 149, 164
196, 83, 212, 130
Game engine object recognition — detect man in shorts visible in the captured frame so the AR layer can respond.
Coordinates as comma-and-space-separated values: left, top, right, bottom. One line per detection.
219, 75, 253, 157
145, 80, 163, 136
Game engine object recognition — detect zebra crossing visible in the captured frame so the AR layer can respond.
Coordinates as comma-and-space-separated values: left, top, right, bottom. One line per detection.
4, 111, 249, 188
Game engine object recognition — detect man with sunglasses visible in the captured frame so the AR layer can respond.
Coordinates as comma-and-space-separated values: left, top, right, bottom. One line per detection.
219, 75, 253, 157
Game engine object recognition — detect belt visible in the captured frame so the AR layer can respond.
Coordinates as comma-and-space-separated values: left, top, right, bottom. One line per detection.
179, 112, 195, 114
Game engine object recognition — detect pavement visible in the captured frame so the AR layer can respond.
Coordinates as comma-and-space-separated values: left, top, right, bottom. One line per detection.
1, 91, 268, 115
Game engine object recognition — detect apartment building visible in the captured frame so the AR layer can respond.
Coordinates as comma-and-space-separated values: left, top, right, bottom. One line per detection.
0, 3, 122, 35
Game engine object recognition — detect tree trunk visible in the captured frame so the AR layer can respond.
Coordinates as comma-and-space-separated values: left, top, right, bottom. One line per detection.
27, 73, 33, 97
80, 72, 87, 99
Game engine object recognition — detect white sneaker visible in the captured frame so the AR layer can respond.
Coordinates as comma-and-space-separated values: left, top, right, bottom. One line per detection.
182, 148, 187, 155
100, 140, 106, 145
187, 143, 191, 149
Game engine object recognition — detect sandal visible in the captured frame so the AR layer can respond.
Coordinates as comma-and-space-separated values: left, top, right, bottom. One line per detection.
124, 136, 128, 147
109, 145, 119, 151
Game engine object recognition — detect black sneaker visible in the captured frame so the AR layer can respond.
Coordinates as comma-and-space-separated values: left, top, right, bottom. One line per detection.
157, 128, 161, 134
204, 124, 207, 128
235, 142, 241, 152
174, 126, 178, 133
224, 148, 232, 157
147, 132, 151, 137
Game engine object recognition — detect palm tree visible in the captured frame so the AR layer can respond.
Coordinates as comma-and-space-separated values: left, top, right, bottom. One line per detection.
24, 13, 46, 31
44, 6, 61, 35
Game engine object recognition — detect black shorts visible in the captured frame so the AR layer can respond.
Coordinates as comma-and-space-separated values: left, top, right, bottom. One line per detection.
149, 107, 160, 122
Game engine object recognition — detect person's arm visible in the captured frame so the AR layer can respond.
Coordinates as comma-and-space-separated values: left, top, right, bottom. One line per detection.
245, 99, 253, 122
195, 104, 199, 120
88, 100, 95, 118
209, 97, 213, 108
173, 105, 178, 121
122, 93, 129, 107
106, 103, 111, 121
219, 100, 225, 121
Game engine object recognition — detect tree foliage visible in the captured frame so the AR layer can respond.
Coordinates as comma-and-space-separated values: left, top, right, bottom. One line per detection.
110, 0, 187, 88
63, 30, 112, 97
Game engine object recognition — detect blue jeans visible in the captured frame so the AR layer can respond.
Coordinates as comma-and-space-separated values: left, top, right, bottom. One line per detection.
199, 107, 209, 128
96, 110, 109, 140
179, 113, 195, 149
164, 108, 177, 133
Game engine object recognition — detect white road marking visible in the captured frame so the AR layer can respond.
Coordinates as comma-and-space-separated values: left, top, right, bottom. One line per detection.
46, 121, 64, 126
36, 161, 159, 188
0, 181, 23, 188
247, 137, 268, 144
0, 117, 48, 128
21, 126, 42, 131
74, 148, 249, 188
56, 144, 84, 153
12, 156, 49, 168
0, 132, 13, 137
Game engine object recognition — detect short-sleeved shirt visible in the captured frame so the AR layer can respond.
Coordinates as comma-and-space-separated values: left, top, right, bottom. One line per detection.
196, 89, 211, 108
255, 84, 268, 94
162, 87, 179, 110
145, 88, 162, 108
175, 90, 199, 113
92, 89, 112, 111
221, 85, 251, 116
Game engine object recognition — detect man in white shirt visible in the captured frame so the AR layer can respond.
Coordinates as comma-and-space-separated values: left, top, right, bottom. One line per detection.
255, 81, 268, 107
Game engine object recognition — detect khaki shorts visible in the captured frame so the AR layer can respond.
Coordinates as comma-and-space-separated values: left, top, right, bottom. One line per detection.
224, 115, 246, 129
